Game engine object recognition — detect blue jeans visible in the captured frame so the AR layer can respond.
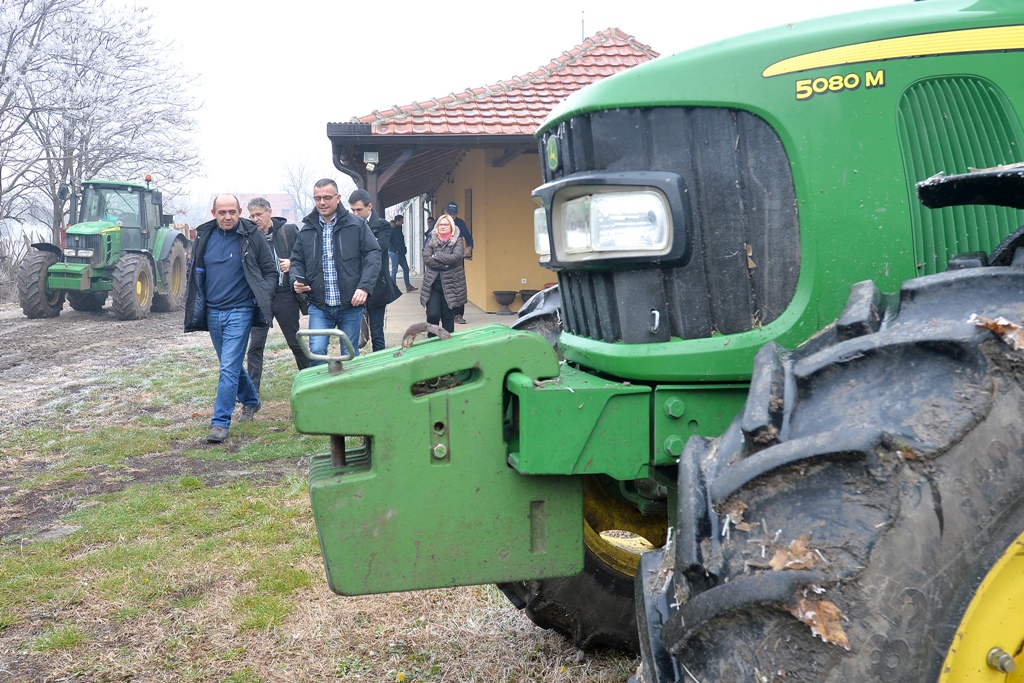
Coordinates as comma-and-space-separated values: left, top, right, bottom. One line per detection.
207, 307, 259, 427
390, 251, 411, 288
307, 303, 365, 364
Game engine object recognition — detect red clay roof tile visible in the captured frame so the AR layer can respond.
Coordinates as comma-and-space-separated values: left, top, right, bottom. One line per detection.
353, 28, 658, 137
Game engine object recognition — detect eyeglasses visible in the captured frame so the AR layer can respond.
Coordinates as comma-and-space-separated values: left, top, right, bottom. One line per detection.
249, 211, 267, 220
313, 194, 337, 203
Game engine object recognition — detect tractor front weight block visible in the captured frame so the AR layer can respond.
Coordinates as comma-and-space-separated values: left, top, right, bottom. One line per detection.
295, 324, 583, 596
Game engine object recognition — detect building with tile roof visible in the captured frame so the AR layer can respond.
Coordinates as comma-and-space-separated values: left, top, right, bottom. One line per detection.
327, 28, 658, 311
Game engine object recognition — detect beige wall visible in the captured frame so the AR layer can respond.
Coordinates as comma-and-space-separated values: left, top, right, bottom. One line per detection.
436, 149, 554, 313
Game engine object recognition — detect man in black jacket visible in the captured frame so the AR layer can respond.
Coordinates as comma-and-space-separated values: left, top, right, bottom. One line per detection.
290, 179, 380, 362
349, 189, 399, 352
389, 214, 414, 292
184, 194, 278, 443
245, 197, 309, 394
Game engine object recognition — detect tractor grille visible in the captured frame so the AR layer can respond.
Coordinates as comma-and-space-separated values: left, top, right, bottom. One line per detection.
540, 107, 800, 344
898, 76, 1024, 275
64, 234, 103, 266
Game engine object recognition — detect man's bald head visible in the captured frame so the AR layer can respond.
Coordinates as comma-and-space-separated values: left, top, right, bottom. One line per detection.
211, 194, 242, 231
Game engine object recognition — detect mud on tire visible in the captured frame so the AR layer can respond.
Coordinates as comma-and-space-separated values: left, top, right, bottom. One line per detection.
17, 250, 65, 318
111, 253, 154, 320
636, 268, 1024, 683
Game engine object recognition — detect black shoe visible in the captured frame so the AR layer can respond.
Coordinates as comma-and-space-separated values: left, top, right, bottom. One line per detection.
206, 426, 229, 443
406, 286, 416, 293
454, 315, 467, 324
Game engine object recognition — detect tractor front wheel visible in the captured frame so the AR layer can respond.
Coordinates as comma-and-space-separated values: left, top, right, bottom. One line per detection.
111, 253, 154, 320
17, 250, 65, 318
66, 291, 107, 312
152, 240, 187, 313
498, 289, 665, 654
499, 476, 666, 653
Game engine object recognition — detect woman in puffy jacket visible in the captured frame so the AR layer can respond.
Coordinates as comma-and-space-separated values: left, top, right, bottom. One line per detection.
419, 214, 467, 334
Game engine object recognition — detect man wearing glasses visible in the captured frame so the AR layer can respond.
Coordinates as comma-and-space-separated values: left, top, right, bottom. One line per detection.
245, 196, 308, 393
290, 179, 381, 361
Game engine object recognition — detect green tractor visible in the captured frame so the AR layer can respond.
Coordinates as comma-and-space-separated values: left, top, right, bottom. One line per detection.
18, 178, 188, 320
295, 1, 1024, 680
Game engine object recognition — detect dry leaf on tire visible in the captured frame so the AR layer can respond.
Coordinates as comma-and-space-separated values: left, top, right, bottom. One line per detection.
968, 314, 1024, 350
790, 598, 851, 650
769, 536, 817, 570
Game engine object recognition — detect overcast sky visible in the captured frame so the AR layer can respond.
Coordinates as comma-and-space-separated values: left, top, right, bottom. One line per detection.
145, 0, 906, 206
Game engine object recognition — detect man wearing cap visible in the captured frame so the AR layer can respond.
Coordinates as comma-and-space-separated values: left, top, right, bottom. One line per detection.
444, 202, 473, 324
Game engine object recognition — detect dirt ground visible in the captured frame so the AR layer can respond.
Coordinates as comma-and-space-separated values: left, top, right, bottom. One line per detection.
0, 300, 190, 423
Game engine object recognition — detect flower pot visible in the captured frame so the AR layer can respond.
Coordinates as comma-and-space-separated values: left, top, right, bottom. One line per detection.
493, 290, 517, 315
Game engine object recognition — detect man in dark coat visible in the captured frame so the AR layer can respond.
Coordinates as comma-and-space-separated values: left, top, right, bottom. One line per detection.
290, 179, 380, 362
349, 189, 400, 352
244, 197, 309, 395
389, 214, 414, 292
184, 194, 277, 443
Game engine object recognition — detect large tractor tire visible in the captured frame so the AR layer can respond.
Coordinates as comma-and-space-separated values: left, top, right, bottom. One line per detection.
151, 239, 187, 313
635, 267, 1024, 683
499, 285, 667, 654
17, 249, 65, 318
66, 290, 107, 312
111, 253, 154, 320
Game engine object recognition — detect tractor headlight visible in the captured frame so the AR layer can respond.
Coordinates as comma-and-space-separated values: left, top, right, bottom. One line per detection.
553, 190, 671, 262
532, 170, 691, 269
64, 248, 77, 257
533, 207, 551, 262
77, 248, 94, 258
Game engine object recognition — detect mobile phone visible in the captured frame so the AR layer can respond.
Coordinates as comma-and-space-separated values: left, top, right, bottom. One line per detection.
294, 276, 308, 286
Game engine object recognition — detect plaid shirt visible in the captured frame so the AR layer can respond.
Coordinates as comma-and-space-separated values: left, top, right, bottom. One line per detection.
320, 213, 340, 306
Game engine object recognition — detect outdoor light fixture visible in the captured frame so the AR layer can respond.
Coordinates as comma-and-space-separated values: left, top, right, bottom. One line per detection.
363, 151, 379, 172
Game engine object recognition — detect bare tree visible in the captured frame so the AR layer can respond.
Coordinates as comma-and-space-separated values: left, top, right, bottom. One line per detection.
27, 2, 201, 241
282, 161, 315, 220
164, 191, 211, 229
0, 0, 86, 225
283, 160, 357, 221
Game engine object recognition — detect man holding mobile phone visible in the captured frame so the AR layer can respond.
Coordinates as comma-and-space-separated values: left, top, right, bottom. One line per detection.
289, 179, 381, 361
244, 197, 309, 395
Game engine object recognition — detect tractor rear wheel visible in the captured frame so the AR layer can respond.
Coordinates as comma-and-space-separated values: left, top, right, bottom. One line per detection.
152, 240, 187, 312
636, 268, 1024, 683
17, 250, 65, 318
66, 291, 107, 312
111, 253, 154, 320
498, 288, 666, 654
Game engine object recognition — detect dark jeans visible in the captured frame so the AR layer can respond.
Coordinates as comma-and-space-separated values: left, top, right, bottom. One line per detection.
246, 289, 309, 394
367, 305, 386, 352
389, 251, 411, 289
426, 281, 455, 334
